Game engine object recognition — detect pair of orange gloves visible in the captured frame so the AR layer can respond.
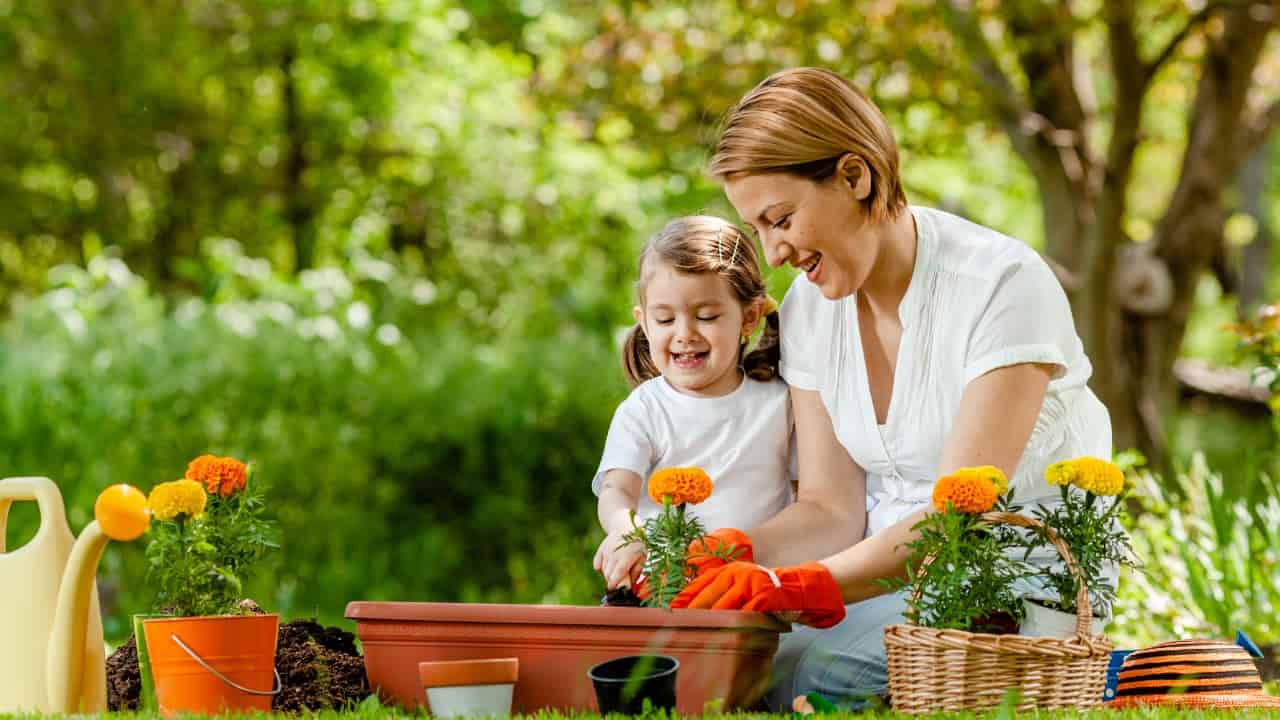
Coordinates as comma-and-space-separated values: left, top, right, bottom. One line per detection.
669, 528, 847, 629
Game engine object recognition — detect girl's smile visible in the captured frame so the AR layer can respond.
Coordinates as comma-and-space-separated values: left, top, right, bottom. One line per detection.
635, 263, 755, 398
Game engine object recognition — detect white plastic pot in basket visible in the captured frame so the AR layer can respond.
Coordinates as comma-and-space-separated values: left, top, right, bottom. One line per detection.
1020, 597, 1106, 639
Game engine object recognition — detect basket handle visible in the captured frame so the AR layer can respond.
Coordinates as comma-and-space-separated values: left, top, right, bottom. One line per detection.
171, 633, 282, 696
907, 510, 1094, 639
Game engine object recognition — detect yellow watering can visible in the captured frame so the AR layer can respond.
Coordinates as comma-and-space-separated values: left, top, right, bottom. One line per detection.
0, 477, 149, 713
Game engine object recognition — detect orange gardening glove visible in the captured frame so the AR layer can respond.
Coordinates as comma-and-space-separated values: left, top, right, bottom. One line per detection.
637, 528, 754, 600
670, 560, 847, 629
686, 527, 754, 577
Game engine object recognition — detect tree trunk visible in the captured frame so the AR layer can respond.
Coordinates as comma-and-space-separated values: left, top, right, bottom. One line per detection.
1237, 138, 1274, 316
1095, 7, 1275, 460
282, 40, 314, 271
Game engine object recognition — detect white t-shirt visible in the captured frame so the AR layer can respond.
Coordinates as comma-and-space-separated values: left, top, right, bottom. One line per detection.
780, 205, 1112, 537
593, 375, 795, 532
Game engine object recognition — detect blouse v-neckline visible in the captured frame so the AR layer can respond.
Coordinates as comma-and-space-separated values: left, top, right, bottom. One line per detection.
849, 209, 933, 447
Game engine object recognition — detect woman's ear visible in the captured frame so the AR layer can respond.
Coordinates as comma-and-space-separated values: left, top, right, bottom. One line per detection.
633, 305, 643, 324
838, 153, 872, 201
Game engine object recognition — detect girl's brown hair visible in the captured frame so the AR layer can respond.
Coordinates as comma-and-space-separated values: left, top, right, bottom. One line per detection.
623, 216, 780, 388
710, 67, 908, 223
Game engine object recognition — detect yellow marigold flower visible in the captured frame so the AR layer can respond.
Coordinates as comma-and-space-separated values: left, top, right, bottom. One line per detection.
1046, 457, 1124, 496
148, 479, 207, 521
1045, 460, 1078, 487
1068, 456, 1125, 496
932, 472, 998, 514
648, 467, 713, 506
185, 454, 248, 497
954, 465, 1008, 496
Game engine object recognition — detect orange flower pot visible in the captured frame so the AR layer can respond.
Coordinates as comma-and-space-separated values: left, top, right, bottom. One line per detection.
345, 601, 786, 714
142, 614, 280, 717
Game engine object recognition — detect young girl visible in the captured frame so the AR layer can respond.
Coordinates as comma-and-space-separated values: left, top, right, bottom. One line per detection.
592, 215, 795, 590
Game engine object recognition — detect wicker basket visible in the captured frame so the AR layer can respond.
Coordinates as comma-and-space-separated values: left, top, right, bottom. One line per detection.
883, 511, 1112, 713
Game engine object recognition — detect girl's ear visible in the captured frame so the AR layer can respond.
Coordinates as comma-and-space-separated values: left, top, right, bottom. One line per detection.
838, 153, 872, 201
633, 305, 643, 324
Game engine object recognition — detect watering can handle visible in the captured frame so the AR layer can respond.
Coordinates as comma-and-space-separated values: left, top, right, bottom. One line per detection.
170, 633, 282, 696
0, 477, 65, 553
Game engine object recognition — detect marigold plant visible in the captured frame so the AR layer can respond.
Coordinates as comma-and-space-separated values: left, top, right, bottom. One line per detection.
886, 465, 1032, 632
1027, 456, 1136, 617
145, 454, 276, 617
622, 466, 736, 608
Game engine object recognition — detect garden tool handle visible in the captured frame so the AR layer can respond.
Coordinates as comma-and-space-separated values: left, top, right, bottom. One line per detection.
0, 477, 65, 554
170, 633, 282, 696
908, 510, 1095, 640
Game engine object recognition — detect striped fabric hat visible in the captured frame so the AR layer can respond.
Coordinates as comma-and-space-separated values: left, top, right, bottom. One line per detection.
1107, 639, 1280, 708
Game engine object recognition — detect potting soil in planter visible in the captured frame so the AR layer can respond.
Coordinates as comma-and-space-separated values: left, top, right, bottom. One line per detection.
105, 619, 370, 712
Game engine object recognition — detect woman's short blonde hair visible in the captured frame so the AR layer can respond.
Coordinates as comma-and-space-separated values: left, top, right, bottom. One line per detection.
710, 67, 908, 223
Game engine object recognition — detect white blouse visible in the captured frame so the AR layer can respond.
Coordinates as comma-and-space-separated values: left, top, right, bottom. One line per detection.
779, 206, 1112, 537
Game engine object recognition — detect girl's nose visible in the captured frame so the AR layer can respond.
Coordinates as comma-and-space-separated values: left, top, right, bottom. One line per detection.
674, 317, 699, 341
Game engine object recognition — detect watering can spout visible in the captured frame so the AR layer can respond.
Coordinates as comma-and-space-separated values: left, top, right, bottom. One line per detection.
0, 478, 148, 713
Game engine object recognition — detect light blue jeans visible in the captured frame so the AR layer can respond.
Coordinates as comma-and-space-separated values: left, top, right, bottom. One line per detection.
765, 591, 910, 711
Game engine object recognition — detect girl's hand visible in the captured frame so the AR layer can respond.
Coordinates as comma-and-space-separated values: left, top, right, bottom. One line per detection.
594, 530, 645, 590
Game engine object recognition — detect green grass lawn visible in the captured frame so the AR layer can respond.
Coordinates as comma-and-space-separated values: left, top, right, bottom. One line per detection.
16, 707, 1280, 719
16, 711, 1275, 719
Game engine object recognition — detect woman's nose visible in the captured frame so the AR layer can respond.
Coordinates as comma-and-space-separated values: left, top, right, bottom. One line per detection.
763, 236, 792, 268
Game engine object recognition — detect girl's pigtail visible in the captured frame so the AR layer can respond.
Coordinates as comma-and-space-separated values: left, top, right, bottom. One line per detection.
742, 304, 781, 381
622, 323, 661, 387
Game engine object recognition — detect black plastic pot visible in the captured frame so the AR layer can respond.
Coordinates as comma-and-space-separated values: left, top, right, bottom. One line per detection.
587, 654, 678, 714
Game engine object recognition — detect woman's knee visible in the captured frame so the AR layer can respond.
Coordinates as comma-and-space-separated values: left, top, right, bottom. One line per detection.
767, 592, 908, 708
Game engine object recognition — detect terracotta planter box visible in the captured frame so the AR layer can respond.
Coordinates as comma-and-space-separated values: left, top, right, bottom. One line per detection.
345, 601, 787, 714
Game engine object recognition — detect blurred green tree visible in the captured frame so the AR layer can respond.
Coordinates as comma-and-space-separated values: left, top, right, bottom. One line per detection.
520, 0, 1280, 460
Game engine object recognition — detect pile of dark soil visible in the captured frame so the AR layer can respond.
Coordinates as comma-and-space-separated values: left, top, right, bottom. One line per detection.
105, 634, 141, 711
273, 619, 370, 712
105, 618, 369, 713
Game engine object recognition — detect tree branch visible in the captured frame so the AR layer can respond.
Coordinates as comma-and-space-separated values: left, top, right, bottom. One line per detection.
1146, 0, 1244, 82
1105, 0, 1145, 99
939, 0, 1032, 155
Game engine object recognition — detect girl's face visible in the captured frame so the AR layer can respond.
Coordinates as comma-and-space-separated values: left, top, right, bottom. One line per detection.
635, 262, 760, 398
724, 160, 876, 300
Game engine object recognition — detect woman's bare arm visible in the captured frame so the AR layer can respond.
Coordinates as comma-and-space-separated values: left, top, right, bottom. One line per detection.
819, 362, 1056, 602
747, 386, 867, 567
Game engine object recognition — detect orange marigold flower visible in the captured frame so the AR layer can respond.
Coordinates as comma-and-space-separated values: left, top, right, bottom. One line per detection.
932, 472, 998, 514
185, 454, 248, 497
647, 467, 713, 506
953, 465, 1008, 496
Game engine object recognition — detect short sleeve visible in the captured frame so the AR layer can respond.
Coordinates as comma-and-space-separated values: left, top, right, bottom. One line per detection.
778, 280, 820, 390
591, 395, 656, 494
963, 254, 1070, 386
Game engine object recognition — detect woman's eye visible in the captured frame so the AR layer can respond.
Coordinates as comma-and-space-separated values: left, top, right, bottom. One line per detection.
656, 318, 674, 325
697, 315, 721, 322
772, 214, 791, 229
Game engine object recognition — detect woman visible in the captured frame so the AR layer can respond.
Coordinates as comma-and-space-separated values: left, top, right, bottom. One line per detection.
670, 67, 1113, 707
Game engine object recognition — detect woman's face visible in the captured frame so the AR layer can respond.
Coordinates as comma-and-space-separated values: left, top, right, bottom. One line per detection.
724, 162, 876, 300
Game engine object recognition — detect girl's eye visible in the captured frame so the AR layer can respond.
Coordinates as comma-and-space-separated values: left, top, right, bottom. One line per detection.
697, 315, 721, 322
656, 318, 674, 325
771, 214, 791, 229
